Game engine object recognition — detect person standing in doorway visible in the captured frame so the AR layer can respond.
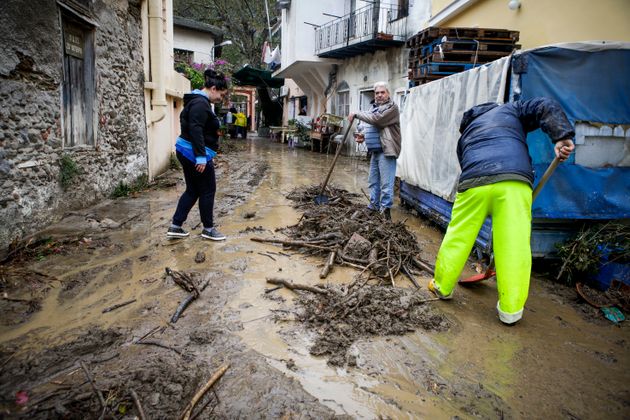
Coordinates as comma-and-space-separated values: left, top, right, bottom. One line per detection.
224, 107, 234, 135
349, 81, 401, 220
227, 107, 237, 138
234, 108, 247, 139
166, 69, 229, 241
428, 98, 575, 325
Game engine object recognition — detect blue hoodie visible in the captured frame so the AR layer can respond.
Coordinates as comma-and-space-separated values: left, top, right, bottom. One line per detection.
457, 98, 574, 190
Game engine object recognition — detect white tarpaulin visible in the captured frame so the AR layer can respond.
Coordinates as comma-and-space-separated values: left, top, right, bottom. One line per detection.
397, 56, 511, 201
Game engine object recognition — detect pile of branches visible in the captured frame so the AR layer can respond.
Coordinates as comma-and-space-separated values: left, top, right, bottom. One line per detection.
556, 222, 630, 285
278, 277, 449, 366
285, 184, 360, 207
253, 185, 434, 286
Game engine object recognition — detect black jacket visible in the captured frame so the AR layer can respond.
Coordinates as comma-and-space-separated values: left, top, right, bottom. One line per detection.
457, 98, 575, 187
179, 92, 221, 158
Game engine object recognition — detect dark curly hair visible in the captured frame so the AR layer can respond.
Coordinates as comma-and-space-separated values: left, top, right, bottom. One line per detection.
204, 69, 229, 90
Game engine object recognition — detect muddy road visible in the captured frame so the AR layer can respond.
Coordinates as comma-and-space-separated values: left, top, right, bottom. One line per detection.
1, 138, 628, 419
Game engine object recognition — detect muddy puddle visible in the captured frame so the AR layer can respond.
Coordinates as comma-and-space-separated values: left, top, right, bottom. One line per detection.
1, 138, 628, 419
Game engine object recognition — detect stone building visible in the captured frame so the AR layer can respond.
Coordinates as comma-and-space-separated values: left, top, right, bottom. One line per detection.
0, 0, 188, 253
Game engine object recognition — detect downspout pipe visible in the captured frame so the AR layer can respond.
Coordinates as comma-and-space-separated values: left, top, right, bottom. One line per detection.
148, 0, 167, 123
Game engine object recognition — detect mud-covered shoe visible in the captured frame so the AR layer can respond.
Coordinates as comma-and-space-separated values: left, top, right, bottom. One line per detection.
167, 226, 189, 238
201, 227, 226, 241
381, 208, 391, 221
428, 279, 453, 300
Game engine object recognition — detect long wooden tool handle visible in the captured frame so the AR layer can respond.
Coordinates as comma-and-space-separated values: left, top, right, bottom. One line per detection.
532, 156, 560, 200
319, 119, 356, 196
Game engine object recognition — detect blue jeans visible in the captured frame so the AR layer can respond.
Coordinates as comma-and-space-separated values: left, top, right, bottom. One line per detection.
368, 152, 397, 210
172, 151, 216, 229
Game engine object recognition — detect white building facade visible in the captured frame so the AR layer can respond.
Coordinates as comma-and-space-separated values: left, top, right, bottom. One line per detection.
275, 0, 431, 123
173, 16, 223, 64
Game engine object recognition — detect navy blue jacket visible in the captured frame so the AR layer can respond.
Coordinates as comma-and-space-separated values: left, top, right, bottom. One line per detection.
179, 92, 221, 158
457, 98, 575, 187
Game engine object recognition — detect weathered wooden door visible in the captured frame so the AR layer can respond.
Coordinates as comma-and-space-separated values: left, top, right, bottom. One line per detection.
61, 15, 95, 147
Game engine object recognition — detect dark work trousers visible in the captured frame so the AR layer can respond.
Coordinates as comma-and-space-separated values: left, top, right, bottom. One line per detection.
172, 151, 216, 229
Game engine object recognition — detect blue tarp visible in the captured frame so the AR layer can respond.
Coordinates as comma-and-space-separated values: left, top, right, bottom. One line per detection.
514, 45, 630, 219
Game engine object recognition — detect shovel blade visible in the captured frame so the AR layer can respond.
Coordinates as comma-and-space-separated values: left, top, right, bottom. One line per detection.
459, 270, 496, 284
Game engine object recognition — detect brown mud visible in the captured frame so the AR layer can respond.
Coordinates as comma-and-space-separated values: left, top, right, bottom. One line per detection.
295, 283, 449, 367
1, 138, 628, 419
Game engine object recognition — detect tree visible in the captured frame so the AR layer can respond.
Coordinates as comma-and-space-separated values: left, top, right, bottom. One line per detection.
174, 0, 279, 68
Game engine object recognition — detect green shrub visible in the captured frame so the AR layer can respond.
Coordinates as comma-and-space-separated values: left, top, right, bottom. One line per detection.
111, 174, 149, 198
60, 154, 79, 190
174, 60, 234, 90
133, 174, 149, 190
169, 152, 181, 170
111, 181, 132, 198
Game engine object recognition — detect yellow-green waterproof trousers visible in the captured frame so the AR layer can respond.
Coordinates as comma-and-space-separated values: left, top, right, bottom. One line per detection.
434, 181, 532, 315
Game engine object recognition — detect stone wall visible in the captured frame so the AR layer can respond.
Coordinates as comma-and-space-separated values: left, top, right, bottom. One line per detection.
0, 0, 147, 251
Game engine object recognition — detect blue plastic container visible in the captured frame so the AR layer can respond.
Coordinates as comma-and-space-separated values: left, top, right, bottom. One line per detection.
587, 247, 630, 291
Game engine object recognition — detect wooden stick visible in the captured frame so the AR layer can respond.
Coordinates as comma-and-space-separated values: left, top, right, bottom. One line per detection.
369, 248, 389, 278
317, 119, 355, 198
258, 252, 276, 261
136, 325, 163, 343
136, 340, 183, 355
190, 391, 216, 420
250, 237, 333, 251
130, 389, 147, 420
1, 296, 38, 304
417, 297, 441, 304
266, 278, 328, 295
412, 257, 435, 275
171, 279, 210, 323
337, 251, 368, 265
401, 265, 421, 289
242, 314, 273, 324
180, 364, 230, 420
264, 285, 284, 294
102, 298, 136, 313
386, 241, 395, 287
311, 232, 343, 242
338, 260, 367, 270
319, 250, 336, 279
80, 361, 106, 409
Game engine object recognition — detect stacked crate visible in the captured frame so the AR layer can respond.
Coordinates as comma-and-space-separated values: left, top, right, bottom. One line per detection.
407, 27, 520, 86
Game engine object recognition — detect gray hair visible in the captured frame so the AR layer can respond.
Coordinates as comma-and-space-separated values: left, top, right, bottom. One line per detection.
373, 81, 389, 93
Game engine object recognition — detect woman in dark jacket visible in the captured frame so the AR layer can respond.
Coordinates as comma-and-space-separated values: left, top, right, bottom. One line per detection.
167, 69, 229, 241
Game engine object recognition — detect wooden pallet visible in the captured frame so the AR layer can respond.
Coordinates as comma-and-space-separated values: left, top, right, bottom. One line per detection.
409, 74, 445, 86
416, 61, 482, 76
422, 40, 519, 56
419, 49, 512, 64
406, 26, 520, 48
411, 67, 454, 79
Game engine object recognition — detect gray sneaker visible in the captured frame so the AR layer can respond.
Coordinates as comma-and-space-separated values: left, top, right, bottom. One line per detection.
167, 226, 189, 237
201, 227, 226, 241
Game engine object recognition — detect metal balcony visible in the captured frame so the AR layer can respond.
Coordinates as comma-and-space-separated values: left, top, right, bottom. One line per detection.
315, 3, 407, 59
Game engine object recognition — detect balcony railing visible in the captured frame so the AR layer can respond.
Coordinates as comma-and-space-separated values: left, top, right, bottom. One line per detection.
315, 3, 407, 58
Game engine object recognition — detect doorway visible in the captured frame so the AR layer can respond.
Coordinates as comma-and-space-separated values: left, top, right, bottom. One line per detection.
359, 89, 375, 111
61, 13, 95, 147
